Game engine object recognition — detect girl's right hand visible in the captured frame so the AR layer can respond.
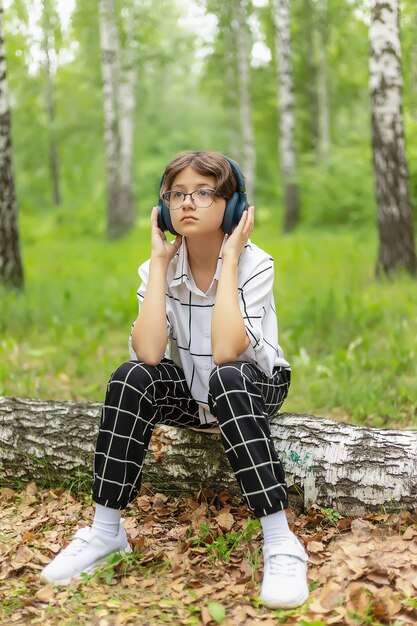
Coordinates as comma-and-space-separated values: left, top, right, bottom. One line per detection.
150, 207, 182, 264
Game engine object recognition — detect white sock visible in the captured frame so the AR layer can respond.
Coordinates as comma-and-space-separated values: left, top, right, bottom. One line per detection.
92, 503, 122, 537
260, 510, 293, 545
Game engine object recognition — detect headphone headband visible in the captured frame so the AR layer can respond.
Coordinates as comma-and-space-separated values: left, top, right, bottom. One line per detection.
219, 155, 246, 196
159, 155, 245, 195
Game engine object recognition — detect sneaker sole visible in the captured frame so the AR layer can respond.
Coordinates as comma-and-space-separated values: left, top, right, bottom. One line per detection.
260, 589, 309, 610
40, 544, 132, 587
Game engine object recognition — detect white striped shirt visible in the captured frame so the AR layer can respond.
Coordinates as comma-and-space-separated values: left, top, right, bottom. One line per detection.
129, 236, 290, 424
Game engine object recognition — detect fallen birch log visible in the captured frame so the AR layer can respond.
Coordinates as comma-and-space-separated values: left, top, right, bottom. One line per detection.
1, 396, 416, 516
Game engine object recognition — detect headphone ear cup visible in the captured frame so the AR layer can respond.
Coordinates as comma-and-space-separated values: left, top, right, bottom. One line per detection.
222, 193, 239, 234
222, 192, 249, 234
157, 200, 179, 236
157, 200, 167, 231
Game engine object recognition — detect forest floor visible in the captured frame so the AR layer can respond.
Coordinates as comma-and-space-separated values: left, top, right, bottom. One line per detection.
1, 483, 417, 626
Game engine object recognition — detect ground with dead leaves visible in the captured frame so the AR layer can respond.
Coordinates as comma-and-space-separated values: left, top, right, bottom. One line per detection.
1, 483, 417, 626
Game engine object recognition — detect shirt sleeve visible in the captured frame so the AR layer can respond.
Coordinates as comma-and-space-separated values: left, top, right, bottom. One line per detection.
238, 255, 280, 376
128, 259, 172, 360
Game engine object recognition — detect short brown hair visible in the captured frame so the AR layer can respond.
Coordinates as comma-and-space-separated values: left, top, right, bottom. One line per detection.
160, 151, 238, 199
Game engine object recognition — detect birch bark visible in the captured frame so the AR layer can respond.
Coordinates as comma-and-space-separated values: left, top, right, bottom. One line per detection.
0, 2, 23, 290
99, 0, 121, 239
117, 3, 136, 231
369, 0, 417, 275
99, 0, 135, 239
226, 45, 240, 163
1, 396, 416, 516
273, 0, 299, 231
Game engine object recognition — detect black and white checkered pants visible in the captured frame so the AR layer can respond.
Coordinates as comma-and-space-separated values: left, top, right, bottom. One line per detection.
92, 359, 291, 518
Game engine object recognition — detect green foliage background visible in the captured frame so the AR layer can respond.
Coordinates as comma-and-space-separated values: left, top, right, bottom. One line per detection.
1, 0, 417, 427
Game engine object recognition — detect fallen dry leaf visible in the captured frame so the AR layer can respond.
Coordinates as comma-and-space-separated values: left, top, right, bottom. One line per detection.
1, 485, 416, 626
307, 540, 325, 553
35, 584, 56, 603
215, 511, 234, 532
402, 526, 416, 540
372, 586, 402, 619
9, 544, 35, 570
200, 605, 213, 625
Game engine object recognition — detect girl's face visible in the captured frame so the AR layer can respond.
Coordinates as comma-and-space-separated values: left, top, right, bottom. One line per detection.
168, 166, 226, 237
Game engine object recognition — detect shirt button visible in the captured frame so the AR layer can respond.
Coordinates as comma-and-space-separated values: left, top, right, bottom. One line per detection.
205, 364, 210, 370
204, 332, 210, 338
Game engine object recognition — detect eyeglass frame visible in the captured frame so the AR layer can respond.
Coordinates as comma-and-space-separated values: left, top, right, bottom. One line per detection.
162, 188, 227, 210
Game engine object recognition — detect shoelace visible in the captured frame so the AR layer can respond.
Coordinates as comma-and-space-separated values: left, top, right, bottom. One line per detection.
269, 554, 299, 577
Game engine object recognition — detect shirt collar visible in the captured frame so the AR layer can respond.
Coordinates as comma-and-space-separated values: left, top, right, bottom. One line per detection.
212, 235, 227, 282
168, 235, 228, 290
168, 237, 190, 288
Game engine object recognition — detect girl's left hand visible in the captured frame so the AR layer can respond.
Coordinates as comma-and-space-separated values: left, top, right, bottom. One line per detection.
222, 205, 255, 261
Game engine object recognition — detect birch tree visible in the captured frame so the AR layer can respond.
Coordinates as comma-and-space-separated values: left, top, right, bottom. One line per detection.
98, 0, 135, 239
0, 1, 24, 290
226, 45, 240, 163
273, 0, 299, 231
3, 397, 417, 516
369, 0, 416, 276
118, 2, 137, 227
235, 0, 256, 204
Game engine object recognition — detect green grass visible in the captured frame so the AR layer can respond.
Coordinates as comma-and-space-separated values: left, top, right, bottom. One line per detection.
1, 211, 416, 429
192, 518, 261, 563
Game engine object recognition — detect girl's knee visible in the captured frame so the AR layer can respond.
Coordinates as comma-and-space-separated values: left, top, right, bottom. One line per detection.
103, 361, 161, 429
109, 360, 160, 387
110, 361, 158, 382
109, 360, 136, 382
208, 362, 244, 395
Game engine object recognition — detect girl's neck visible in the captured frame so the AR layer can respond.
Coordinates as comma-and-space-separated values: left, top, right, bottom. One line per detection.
185, 231, 224, 277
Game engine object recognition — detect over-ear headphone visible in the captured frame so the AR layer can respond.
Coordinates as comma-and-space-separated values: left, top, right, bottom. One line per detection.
157, 154, 249, 235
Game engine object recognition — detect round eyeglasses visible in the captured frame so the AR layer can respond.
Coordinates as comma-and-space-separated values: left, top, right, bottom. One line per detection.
163, 188, 219, 210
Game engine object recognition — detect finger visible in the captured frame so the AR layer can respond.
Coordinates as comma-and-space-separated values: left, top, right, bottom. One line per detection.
246, 206, 254, 224
237, 209, 248, 230
242, 208, 253, 235
151, 207, 162, 231
151, 206, 157, 225
172, 234, 182, 250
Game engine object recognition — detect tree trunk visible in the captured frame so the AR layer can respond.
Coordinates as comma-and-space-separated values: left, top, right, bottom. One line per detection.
316, 0, 330, 166
99, 0, 136, 239
0, 2, 24, 290
42, 0, 61, 206
117, 2, 135, 234
235, 0, 256, 205
369, 0, 417, 276
226, 45, 240, 164
99, 0, 122, 239
273, 0, 300, 232
1, 396, 417, 516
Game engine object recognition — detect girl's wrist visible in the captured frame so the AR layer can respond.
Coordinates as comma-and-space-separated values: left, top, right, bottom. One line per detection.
150, 256, 170, 271
221, 250, 239, 264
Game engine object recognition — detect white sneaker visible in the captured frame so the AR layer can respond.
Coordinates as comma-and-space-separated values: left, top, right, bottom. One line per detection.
260, 533, 309, 609
40, 521, 132, 586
